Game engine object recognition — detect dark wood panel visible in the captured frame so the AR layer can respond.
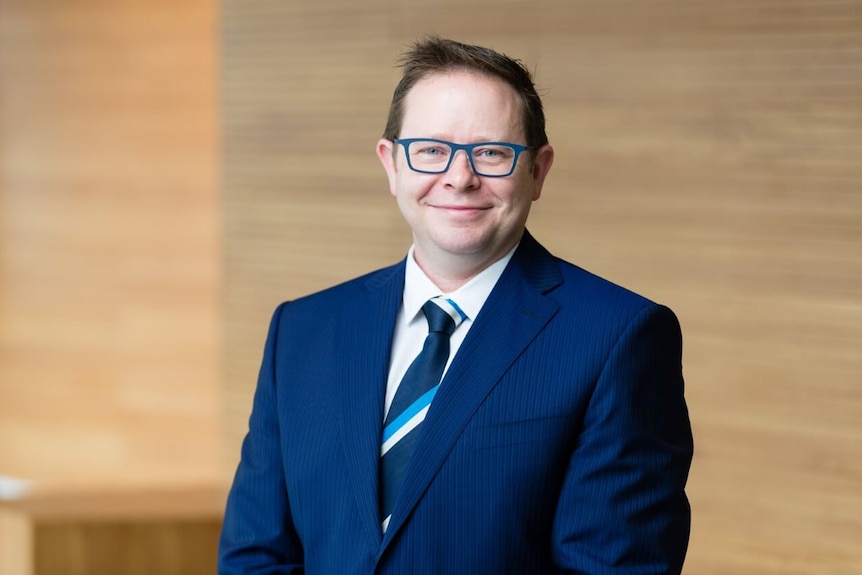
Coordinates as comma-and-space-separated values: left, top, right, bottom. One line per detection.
33, 521, 221, 575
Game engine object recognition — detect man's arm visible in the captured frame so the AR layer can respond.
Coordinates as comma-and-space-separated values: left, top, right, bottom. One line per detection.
219, 302, 305, 574
553, 303, 693, 574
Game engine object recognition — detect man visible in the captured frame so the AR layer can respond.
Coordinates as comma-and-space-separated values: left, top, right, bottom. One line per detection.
219, 37, 693, 574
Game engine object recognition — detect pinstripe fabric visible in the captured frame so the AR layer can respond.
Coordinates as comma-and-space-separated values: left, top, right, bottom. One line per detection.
219, 231, 693, 575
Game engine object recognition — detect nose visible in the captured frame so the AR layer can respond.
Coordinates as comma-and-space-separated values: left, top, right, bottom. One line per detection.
443, 149, 480, 190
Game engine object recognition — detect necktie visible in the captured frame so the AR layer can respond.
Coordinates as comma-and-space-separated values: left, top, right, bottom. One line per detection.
380, 297, 465, 532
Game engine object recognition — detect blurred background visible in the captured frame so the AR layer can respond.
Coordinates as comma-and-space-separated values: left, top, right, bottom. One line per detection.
1, 0, 860, 573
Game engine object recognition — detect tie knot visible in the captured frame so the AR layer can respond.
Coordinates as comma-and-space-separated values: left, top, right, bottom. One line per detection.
422, 298, 465, 336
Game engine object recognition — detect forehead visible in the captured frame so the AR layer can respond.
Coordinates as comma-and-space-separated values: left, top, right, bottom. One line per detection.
400, 70, 524, 140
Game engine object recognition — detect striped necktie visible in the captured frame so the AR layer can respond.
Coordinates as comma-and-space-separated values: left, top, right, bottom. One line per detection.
379, 297, 466, 532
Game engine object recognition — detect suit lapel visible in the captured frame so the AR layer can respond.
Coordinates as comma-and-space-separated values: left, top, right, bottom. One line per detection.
380, 232, 563, 549
339, 262, 405, 550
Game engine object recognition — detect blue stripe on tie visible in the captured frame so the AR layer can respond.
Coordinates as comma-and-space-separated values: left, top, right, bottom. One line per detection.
443, 298, 468, 322
382, 385, 440, 443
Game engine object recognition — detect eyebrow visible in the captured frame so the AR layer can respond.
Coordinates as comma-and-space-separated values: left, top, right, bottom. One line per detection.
424, 135, 514, 143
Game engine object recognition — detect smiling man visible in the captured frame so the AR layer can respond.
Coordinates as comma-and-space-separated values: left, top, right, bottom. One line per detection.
377, 68, 554, 292
219, 37, 693, 574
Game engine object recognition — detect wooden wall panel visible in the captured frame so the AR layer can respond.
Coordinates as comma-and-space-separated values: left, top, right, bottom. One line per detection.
0, 0, 220, 488
222, 1, 861, 572
0, 485, 225, 575
32, 520, 221, 575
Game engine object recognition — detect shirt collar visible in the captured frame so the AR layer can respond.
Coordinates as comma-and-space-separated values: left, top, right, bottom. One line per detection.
402, 244, 517, 325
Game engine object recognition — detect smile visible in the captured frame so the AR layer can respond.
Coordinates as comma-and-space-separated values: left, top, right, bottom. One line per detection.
432, 205, 491, 213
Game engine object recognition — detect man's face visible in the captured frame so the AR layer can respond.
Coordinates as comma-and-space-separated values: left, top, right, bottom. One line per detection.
377, 70, 553, 277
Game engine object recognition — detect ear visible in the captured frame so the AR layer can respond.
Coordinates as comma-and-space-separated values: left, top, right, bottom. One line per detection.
376, 138, 398, 197
529, 144, 554, 201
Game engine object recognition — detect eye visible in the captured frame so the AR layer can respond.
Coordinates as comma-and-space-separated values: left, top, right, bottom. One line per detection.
416, 145, 449, 157
478, 148, 500, 158
473, 146, 514, 162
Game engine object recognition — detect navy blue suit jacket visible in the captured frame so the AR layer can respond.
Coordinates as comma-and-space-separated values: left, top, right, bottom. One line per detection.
219, 231, 693, 574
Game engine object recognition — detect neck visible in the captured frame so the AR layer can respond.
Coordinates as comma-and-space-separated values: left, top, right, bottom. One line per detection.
412, 241, 518, 293
418, 264, 478, 294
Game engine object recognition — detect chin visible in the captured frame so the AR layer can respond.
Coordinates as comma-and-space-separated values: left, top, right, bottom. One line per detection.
434, 231, 505, 260
433, 226, 481, 247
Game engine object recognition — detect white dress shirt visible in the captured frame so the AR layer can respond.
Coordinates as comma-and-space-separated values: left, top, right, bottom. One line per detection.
383, 245, 517, 419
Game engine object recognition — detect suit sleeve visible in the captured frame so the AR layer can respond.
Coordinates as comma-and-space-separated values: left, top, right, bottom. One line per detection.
552, 304, 694, 574
219, 302, 305, 574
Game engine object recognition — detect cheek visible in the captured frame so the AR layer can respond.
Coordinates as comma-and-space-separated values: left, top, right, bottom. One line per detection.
393, 173, 411, 201
498, 183, 534, 209
395, 172, 434, 201
392, 179, 424, 218
512, 174, 540, 205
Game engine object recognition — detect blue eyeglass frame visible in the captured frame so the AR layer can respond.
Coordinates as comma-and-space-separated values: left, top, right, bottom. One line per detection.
393, 138, 530, 178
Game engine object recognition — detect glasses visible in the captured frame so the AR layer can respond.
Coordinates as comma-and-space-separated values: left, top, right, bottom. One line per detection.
393, 138, 530, 178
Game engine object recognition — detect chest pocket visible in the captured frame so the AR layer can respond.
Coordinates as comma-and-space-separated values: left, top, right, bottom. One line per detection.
471, 415, 571, 450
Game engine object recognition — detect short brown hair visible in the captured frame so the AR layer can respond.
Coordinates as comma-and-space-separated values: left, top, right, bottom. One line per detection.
382, 36, 548, 151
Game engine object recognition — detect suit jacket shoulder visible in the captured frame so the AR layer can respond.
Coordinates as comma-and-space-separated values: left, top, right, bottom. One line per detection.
505, 230, 668, 327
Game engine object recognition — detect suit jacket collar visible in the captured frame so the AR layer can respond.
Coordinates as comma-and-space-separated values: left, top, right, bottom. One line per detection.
338, 260, 405, 550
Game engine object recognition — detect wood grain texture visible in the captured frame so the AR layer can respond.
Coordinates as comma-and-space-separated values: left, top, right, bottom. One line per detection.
0, 509, 33, 575
222, 1, 862, 573
31, 520, 221, 575
0, 486, 225, 575
0, 0, 220, 487
0, 484, 227, 521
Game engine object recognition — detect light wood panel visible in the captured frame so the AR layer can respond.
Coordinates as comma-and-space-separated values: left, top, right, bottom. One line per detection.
222, 1, 862, 573
0, 0, 220, 487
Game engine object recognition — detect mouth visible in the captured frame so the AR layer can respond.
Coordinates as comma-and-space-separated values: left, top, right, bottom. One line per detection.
432, 204, 490, 213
